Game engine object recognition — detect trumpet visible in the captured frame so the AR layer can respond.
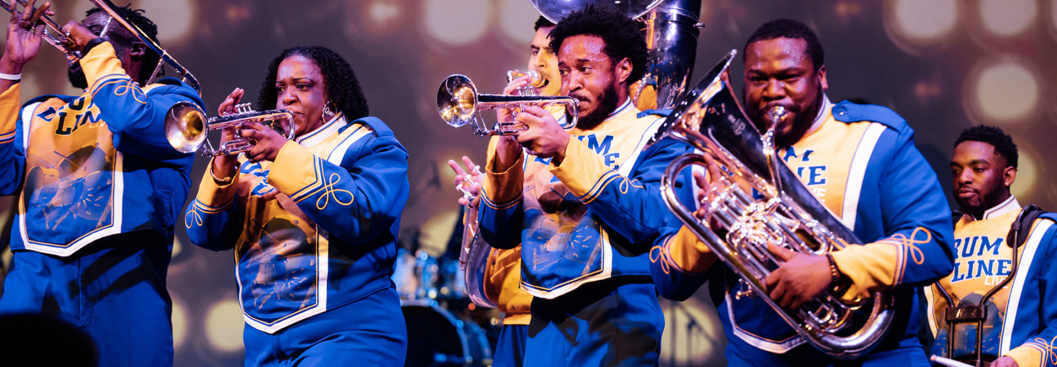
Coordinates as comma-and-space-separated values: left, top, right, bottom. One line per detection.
3, 0, 211, 154
654, 50, 894, 359
0, 0, 81, 63
436, 73, 578, 136
166, 103, 295, 156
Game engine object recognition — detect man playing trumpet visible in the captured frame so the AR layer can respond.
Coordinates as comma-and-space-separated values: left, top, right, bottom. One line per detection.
476, 5, 693, 366
448, 15, 559, 367
0, 2, 203, 366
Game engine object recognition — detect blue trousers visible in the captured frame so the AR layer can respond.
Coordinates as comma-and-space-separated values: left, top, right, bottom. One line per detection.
725, 339, 931, 367
525, 279, 663, 367
494, 324, 528, 367
243, 288, 407, 367
0, 235, 174, 367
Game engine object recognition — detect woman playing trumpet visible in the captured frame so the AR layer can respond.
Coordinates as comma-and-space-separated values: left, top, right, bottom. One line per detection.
184, 46, 410, 366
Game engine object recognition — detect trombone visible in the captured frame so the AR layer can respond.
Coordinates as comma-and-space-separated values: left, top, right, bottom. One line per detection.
89, 0, 200, 94
1, 0, 210, 153
437, 73, 578, 136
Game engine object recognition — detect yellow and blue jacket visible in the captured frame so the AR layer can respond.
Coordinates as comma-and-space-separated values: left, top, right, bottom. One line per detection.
654, 101, 955, 363
926, 197, 1057, 367
0, 42, 202, 257
478, 100, 693, 299
184, 115, 409, 334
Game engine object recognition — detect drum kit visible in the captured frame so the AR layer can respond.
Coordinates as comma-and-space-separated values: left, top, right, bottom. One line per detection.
392, 247, 496, 367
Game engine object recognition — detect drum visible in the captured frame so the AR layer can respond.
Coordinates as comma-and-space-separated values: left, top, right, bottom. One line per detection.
402, 300, 493, 367
393, 249, 444, 300
437, 257, 468, 300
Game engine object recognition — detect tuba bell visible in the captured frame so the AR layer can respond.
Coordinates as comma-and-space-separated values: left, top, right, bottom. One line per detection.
653, 50, 895, 360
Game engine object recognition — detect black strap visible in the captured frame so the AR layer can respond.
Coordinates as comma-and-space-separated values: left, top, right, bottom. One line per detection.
1007, 204, 1045, 248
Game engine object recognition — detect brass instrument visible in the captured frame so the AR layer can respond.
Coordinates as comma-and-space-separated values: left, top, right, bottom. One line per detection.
0, 0, 83, 62
527, 0, 703, 110
166, 102, 295, 156
453, 166, 498, 308
4, 0, 210, 153
654, 50, 894, 360
436, 74, 578, 136
89, 0, 200, 93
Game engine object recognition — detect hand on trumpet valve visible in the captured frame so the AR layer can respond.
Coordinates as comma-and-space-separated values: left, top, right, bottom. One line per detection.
2, 0, 52, 68
495, 75, 536, 133
218, 87, 247, 117
511, 104, 570, 162
239, 121, 288, 163
448, 156, 482, 207
60, 20, 96, 53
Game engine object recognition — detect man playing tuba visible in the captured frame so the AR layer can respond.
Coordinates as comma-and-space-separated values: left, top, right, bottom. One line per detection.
653, 19, 955, 366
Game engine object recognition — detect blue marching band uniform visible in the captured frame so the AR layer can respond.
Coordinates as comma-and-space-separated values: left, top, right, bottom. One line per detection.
654, 100, 957, 366
184, 115, 410, 366
1, 12, 1055, 367
0, 42, 203, 367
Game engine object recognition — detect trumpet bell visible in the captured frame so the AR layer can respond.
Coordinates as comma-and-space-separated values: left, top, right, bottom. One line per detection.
164, 101, 207, 154
438, 74, 477, 127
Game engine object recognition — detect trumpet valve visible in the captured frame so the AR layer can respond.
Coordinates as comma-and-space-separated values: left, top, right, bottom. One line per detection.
235, 103, 254, 114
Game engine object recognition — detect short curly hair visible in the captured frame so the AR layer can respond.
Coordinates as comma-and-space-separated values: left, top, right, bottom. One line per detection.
745, 19, 824, 71
87, 5, 161, 84
534, 16, 554, 31
955, 125, 1019, 168
547, 4, 648, 85
258, 46, 370, 121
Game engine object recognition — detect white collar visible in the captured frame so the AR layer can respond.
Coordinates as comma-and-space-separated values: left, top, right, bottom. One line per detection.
295, 112, 346, 148
608, 98, 633, 118
965, 195, 1021, 222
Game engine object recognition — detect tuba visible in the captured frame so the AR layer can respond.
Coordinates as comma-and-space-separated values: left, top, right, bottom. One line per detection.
528, 0, 703, 110
653, 50, 894, 360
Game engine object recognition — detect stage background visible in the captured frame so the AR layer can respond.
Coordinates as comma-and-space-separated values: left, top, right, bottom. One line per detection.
0, 0, 1055, 366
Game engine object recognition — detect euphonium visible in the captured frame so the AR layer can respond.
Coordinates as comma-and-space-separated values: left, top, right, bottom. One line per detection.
436, 73, 578, 136
653, 50, 894, 360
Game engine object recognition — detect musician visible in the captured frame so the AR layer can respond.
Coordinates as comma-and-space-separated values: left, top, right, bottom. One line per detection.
183, 46, 409, 365
652, 19, 955, 365
925, 125, 1057, 367
0, 3, 202, 366
447, 15, 558, 367
476, 5, 692, 366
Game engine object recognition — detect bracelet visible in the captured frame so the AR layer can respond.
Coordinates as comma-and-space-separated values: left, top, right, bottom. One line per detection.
825, 253, 841, 284
0, 72, 21, 81
209, 165, 234, 185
